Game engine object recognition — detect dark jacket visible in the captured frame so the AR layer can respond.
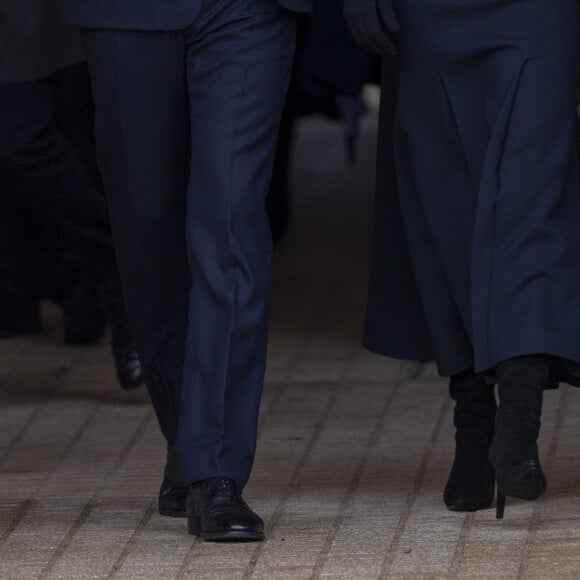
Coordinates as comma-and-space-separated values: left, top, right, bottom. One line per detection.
296, 0, 375, 98
62, 0, 312, 29
0, 0, 84, 84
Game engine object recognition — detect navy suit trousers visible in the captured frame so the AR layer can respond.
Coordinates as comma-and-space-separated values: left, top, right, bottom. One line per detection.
82, 0, 296, 487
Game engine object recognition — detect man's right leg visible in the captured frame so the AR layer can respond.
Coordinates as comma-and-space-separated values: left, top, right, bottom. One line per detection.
82, 30, 190, 472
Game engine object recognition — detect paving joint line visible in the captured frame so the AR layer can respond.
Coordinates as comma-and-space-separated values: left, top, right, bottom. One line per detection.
37, 502, 97, 579
447, 513, 475, 578
37, 410, 154, 579
173, 536, 202, 580
0, 499, 34, 554
242, 356, 412, 578
0, 365, 70, 466
310, 377, 405, 579
517, 387, 567, 579
378, 391, 451, 578
0, 358, 102, 556
109, 500, 157, 578
241, 387, 343, 579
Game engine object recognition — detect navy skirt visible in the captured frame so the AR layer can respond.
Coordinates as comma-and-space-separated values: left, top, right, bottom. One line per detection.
386, 0, 580, 380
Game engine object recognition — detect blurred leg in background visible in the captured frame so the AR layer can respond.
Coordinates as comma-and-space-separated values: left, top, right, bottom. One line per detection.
0, 67, 143, 390
266, 0, 377, 244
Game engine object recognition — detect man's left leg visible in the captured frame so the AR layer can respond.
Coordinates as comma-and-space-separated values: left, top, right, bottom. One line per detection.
176, 0, 296, 540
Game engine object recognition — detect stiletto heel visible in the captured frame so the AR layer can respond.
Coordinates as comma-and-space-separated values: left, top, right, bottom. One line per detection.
496, 491, 506, 519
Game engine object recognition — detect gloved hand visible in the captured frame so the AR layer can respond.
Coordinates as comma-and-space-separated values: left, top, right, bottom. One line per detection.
343, 0, 399, 56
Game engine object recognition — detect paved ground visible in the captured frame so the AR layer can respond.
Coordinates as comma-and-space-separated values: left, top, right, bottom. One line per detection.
2, 101, 580, 579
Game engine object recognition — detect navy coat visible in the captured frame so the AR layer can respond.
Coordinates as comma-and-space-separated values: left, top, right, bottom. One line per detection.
363, 60, 433, 364
364, 0, 580, 388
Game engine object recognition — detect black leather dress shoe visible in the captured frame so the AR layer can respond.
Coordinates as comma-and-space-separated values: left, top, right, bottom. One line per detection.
113, 338, 144, 390
187, 477, 264, 542
159, 480, 188, 517
103, 276, 144, 390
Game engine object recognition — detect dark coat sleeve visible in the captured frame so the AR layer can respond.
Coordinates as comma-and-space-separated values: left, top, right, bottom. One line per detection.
296, 0, 375, 97
0, 0, 84, 84
363, 60, 433, 362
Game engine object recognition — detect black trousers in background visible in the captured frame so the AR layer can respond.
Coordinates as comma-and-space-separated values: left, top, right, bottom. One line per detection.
0, 63, 115, 305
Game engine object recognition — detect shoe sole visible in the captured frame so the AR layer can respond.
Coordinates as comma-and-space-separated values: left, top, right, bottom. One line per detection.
446, 500, 494, 512
188, 517, 264, 542
118, 377, 145, 391
159, 507, 187, 518
497, 460, 547, 501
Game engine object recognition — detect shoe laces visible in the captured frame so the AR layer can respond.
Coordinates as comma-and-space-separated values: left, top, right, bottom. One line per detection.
215, 477, 237, 492
210, 478, 244, 502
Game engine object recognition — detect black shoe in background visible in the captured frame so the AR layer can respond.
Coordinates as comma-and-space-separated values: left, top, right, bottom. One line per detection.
159, 445, 188, 517
103, 274, 144, 390
111, 332, 143, 390
159, 481, 188, 517
187, 478, 264, 542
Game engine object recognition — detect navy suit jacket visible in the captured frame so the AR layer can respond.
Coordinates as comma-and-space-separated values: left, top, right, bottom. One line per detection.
63, 0, 312, 29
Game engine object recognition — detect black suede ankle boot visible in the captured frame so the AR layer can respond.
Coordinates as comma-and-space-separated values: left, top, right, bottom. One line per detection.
444, 369, 496, 511
490, 356, 550, 518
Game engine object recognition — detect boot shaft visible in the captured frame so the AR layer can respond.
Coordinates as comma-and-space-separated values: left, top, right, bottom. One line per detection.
450, 370, 496, 447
